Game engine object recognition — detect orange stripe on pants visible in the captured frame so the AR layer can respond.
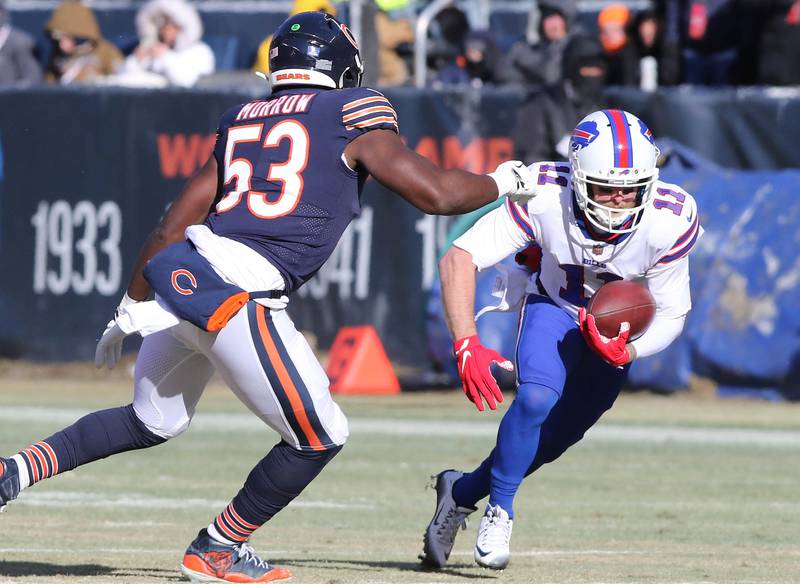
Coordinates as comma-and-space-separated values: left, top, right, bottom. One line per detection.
255, 306, 324, 451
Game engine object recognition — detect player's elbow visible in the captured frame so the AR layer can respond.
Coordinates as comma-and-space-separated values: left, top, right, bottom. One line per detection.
420, 174, 470, 215
418, 189, 456, 215
439, 246, 474, 278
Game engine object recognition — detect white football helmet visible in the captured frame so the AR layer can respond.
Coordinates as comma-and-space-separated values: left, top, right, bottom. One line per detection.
569, 109, 660, 234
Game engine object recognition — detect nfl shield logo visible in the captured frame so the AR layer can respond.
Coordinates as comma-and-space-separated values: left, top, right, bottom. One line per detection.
592, 244, 604, 255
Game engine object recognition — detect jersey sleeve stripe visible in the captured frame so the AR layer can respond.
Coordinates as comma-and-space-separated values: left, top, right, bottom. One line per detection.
342, 105, 397, 123
669, 214, 699, 252
345, 116, 399, 131
342, 95, 391, 111
659, 221, 701, 264
505, 197, 535, 239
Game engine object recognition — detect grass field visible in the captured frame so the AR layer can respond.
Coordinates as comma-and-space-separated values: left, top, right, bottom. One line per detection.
0, 368, 798, 584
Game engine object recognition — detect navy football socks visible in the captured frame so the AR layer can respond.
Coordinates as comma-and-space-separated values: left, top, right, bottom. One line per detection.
15, 404, 165, 488
210, 440, 342, 544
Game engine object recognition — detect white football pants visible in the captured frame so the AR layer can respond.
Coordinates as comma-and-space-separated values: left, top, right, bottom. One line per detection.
132, 302, 349, 451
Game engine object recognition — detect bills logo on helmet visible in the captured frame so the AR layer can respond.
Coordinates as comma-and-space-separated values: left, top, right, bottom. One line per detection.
571, 121, 600, 151
639, 120, 655, 145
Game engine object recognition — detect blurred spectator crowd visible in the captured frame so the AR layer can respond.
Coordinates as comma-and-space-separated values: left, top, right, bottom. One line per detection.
425, 0, 800, 89
0, 0, 798, 90
0, 0, 216, 87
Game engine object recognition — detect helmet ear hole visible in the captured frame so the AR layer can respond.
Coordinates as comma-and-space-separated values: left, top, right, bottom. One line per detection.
342, 68, 354, 88
343, 68, 361, 88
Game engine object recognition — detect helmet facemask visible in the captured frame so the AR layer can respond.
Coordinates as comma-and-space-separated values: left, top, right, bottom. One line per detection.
572, 169, 658, 234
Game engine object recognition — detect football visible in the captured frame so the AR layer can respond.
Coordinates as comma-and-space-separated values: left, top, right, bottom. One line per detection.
586, 280, 656, 340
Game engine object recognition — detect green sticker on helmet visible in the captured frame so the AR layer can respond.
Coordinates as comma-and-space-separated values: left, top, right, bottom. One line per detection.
291, 23, 301, 31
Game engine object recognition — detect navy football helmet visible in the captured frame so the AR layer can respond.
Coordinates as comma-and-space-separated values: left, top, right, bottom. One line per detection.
269, 12, 363, 89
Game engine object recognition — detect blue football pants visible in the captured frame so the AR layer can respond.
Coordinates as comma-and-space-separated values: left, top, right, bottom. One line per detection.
453, 294, 628, 516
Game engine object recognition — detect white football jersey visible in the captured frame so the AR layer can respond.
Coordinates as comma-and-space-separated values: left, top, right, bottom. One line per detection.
454, 162, 703, 324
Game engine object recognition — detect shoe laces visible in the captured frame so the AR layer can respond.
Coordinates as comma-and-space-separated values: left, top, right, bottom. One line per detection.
436, 506, 470, 540
479, 508, 512, 547
234, 542, 270, 570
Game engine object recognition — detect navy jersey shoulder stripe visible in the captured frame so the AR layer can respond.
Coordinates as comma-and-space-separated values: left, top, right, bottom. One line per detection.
341, 90, 398, 132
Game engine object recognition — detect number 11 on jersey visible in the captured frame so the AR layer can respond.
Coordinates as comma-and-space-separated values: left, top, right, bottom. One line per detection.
558, 263, 621, 306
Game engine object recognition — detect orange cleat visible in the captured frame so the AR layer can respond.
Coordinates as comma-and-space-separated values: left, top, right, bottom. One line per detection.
180, 529, 291, 583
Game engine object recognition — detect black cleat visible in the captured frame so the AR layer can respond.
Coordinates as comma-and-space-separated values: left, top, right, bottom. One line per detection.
0, 457, 21, 512
420, 469, 476, 569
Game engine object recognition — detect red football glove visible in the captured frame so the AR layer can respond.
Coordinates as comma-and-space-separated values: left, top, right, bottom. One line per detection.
514, 243, 542, 273
578, 308, 631, 368
453, 335, 514, 412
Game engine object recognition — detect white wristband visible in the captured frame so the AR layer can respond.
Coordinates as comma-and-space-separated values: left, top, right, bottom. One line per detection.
118, 292, 140, 311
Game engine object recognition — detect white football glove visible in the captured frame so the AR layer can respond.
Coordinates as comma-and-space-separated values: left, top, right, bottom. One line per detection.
94, 292, 140, 370
488, 160, 537, 200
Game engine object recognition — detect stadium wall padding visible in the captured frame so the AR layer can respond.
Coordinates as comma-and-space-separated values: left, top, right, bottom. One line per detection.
0, 86, 797, 396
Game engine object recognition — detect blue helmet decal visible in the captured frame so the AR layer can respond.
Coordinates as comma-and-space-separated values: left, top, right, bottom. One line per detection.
571, 121, 599, 151
639, 119, 655, 145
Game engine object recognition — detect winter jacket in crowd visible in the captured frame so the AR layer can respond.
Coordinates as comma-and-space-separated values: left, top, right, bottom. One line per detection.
513, 36, 608, 162
738, 0, 800, 85
0, 3, 43, 85
118, 0, 214, 87
376, 10, 414, 86
498, 0, 579, 87
45, 0, 123, 84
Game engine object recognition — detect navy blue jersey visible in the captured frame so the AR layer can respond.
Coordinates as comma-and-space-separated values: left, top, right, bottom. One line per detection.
205, 86, 399, 293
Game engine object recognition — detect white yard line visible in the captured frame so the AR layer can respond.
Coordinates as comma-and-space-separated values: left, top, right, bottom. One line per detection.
450, 549, 650, 557
0, 547, 179, 555
1, 406, 798, 448
12, 490, 375, 511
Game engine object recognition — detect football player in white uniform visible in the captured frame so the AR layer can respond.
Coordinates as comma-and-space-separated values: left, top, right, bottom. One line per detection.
421, 110, 702, 570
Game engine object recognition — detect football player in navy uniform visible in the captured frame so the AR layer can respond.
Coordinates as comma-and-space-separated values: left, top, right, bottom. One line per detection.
0, 12, 536, 584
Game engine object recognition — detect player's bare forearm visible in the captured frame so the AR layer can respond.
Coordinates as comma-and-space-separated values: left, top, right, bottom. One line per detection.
126, 156, 220, 300
625, 344, 637, 364
439, 246, 479, 340
346, 130, 498, 215
126, 229, 180, 300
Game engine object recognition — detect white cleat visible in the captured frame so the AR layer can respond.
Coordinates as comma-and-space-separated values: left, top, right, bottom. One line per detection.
420, 469, 476, 568
474, 504, 513, 570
